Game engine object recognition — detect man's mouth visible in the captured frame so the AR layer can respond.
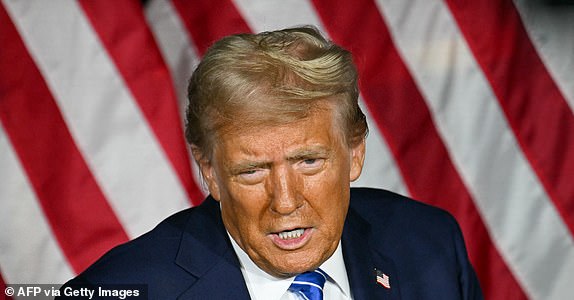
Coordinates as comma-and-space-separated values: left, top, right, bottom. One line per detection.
270, 227, 313, 250
278, 228, 305, 240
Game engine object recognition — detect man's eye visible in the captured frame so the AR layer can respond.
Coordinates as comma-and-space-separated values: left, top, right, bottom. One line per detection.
298, 158, 324, 173
303, 159, 317, 165
304, 158, 324, 166
237, 169, 265, 184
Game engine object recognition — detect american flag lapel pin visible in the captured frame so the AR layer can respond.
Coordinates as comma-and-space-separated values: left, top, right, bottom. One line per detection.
375, 268, 391, 289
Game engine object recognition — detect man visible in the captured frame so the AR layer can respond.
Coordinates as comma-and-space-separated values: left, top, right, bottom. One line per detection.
59, 26, 482, 299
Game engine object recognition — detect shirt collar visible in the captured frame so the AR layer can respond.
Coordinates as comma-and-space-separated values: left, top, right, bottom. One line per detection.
228, 231, 351, 299
228, 232, 293, 300
320, 241, 352, 297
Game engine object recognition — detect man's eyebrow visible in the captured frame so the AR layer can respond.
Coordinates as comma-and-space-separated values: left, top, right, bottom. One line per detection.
224, 147, 332, 172
287, 147, 331, 161
226, 160, 271, 174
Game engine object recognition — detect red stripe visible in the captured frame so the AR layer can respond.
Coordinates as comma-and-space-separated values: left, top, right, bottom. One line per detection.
78, 0, 204, 206
311, 0, 527, 298
0, 269, 12, 300
445, 0, 574, 236
170, 0, 252, 56
0, 5, 129, 274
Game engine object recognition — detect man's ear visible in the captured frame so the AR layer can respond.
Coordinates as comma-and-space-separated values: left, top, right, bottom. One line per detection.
349, 138, 366, 182
191, 146, 221, 201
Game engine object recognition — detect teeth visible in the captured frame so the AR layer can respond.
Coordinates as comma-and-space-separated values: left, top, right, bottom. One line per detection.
278, 228, 305, 240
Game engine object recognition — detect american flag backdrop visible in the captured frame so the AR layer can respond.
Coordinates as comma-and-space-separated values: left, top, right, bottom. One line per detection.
1, 0, 573, 299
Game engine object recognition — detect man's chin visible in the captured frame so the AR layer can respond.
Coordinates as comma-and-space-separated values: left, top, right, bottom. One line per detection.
257, 250, 329, 278
263, 263, 321, 278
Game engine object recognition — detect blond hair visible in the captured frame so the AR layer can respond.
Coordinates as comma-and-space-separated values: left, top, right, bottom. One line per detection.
185, 26, 367, 159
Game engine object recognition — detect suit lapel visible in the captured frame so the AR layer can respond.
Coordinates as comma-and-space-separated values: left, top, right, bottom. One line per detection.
171, 196, 402, 299
175, 197, 251, 299
342, 207, 401, 299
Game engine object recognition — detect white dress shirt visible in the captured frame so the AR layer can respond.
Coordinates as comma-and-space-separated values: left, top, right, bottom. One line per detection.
228, 233, 353, 300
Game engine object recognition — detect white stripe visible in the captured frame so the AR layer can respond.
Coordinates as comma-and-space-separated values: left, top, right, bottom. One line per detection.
3, 0, 190, 238
0, 125, 75, 284
375, 1, 574, 299
145, 0, 206, 194
297, 291, 310, 300
513, 0, 574, 113
233, 0, 321, 32
314, 269, 327, 281
292, 281, 324, 291
232, 0, 409, 195
145, 0, 200, 127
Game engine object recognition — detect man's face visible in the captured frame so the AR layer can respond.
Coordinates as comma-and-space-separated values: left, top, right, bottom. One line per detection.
197, 104, 365, 278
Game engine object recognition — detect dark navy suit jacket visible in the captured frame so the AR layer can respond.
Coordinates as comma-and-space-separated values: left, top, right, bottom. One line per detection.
58, 188, 483, 299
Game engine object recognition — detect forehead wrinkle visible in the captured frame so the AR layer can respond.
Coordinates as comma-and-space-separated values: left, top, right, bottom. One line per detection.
223, 140, 273, 165
215, 107, 343, 171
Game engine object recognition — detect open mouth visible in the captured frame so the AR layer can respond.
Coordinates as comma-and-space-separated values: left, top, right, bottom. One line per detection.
277, 228, 305, 240
269, 227, 313, 250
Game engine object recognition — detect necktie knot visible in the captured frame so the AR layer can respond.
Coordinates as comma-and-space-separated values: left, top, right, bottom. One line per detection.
289, 269, 327, 300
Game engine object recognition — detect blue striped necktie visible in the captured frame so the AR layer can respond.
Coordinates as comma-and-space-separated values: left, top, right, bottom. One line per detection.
288, 269, 327, 300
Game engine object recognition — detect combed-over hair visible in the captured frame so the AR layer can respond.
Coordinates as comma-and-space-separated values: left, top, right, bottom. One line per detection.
185, 26, 367, 159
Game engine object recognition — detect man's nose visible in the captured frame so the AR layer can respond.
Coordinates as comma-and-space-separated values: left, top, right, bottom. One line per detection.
269, 167, 302, 215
